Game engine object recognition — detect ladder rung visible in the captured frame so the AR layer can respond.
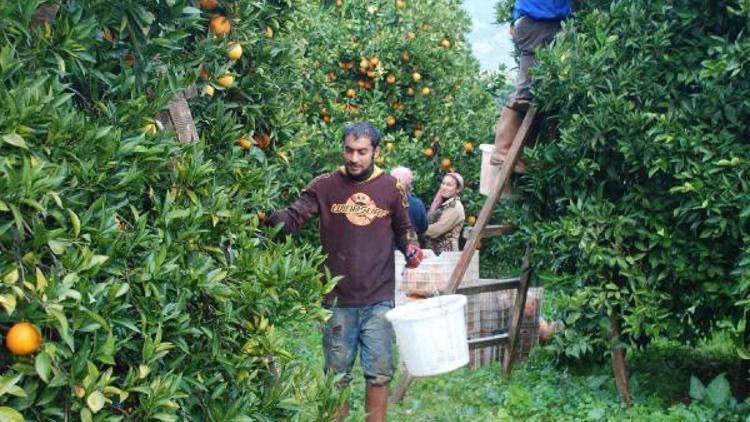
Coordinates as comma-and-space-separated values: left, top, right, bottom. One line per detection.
454, 278, 521, 296
468, 333, 508, 349
462, 224, 516, 240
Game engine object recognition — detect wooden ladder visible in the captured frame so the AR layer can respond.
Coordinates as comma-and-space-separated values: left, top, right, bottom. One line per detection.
391, 106, 542, 403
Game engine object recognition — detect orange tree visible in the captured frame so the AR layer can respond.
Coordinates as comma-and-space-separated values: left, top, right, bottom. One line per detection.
498, 0, 750, 390
284, 0, 499, 220
0, 1, 346, 419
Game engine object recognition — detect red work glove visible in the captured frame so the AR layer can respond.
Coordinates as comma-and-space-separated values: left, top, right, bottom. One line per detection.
404, 244, 423, 269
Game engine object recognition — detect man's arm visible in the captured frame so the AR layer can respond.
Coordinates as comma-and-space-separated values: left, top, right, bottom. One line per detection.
266, 178, 323, 235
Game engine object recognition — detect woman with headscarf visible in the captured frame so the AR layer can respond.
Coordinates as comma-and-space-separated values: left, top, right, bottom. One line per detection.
425, 172, 465, 254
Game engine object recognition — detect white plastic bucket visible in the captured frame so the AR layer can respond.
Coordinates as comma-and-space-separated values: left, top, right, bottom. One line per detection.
479, 144, 499, 196
386, 294, 469, 376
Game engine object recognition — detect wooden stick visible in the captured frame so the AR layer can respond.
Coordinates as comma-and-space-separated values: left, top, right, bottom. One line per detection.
444, 107, 538, 295
389, 373, 414, 404
502, 251, 531, 374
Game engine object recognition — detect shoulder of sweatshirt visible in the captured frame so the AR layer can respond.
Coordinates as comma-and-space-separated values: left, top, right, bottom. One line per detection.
304, 171, 339, 191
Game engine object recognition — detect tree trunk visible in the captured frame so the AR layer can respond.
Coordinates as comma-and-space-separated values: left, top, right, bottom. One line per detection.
609, 312, 632, 405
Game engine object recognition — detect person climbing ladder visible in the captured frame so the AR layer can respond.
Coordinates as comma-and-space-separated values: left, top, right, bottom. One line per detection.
490, 0, 572, 174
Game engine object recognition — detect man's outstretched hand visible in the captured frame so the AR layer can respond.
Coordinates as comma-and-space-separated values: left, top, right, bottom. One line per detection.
405, 244, 423, 269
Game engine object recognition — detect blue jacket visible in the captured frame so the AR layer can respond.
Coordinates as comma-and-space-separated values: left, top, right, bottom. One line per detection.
513, 0, 571, 21
407, 194, 428, 238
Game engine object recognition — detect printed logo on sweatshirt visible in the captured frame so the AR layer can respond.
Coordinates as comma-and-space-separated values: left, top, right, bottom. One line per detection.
331, 192, 389, 226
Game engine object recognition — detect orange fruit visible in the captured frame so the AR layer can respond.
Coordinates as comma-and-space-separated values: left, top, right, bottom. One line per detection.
407, 32, 416, 40
217, 74, 234, 88
238, 137, 253, 150
386, 115, 396, 127
376, 155, 385, 165
102, 30, 114, 42
386, 142, 395, 151
467, 216, 476, 225
346, 88, 356, 98
199, 0, 219, 10
414, 129, 423, 138
359, 58, 370, 70
401, 51, 411, 62
227, 43, 242, 60
265, 26, 274, 39
421, 86, 431, 95
421, 23, 429, 31
336, 0, 343, 6
441, 158, 451, 169
441, 38, 451, 49
253, 132, 271, 149
369, 57, 380, 67
322, 114, 332, 124
463, 142, 474, 153
367, 69, 376, 78
326, 72, 337, 83
257, 211, 267, 223
357, 79, 366, 88
411, 72, 422, 82
423, 147, 433, 157
406, 87, 415, 96
363, 81, 373, 90
386, 74, 396, 84
396, 0, 406, 10
209, 16, 231, 37
203, 84, 215, 97
6, 322, 42, 356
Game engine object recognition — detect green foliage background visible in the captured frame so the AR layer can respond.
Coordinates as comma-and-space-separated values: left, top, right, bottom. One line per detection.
494, 0, 750, 367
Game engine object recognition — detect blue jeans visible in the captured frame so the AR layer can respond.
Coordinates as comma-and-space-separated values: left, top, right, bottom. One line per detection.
323, 301, 395, 387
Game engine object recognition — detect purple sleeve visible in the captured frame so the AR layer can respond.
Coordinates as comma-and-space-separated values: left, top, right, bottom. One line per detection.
267, 181, 321, 235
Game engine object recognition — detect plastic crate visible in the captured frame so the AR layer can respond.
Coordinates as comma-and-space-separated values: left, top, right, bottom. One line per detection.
467, 287, 544, 369
399, 250, 479, 296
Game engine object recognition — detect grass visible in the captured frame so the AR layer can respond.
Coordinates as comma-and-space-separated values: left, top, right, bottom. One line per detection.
279, 321, 748, 421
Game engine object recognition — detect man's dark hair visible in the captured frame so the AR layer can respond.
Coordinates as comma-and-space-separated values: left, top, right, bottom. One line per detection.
342, 122, 381, 148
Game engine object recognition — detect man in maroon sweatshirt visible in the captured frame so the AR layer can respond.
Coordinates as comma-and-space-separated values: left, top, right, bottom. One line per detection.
267, 122, 423, 421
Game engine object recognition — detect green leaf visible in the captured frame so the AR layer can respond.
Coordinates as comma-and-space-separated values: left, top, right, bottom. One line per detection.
67, 209, 81, 238
80, 408, 93, 422
35, 352, 52, 383
3, 268, 18, 285
152, 414, 178, 422
689, 376, 705, 401
86, 390, 106, 413
48, 240, 68, 255
737, 346, 750, 360
0, 407, 25, 422
0, 200, 8, 212
0, 374, 23, 397
81, 255, 109, 271
0, 294, 17, 316
47, 307, 74, 351
1, 133, 28, 149
35, 267, 47, 291
705, 373, 731, 407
